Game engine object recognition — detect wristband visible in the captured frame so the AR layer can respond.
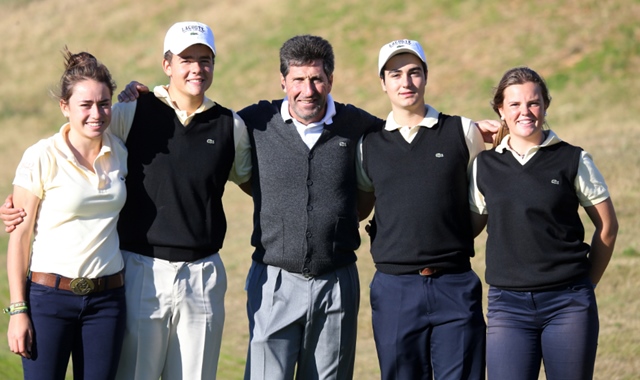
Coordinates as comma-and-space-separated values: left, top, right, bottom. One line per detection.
3, 301, 28, 315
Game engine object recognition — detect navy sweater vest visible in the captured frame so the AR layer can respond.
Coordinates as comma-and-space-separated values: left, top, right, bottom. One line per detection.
477, 141, 590, 291
239, 100, 379, 276
362, 113, 474, 274
118, 93, 235, 261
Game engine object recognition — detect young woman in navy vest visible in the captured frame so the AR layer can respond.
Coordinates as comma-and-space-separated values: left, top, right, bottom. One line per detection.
470, 67, 618, 380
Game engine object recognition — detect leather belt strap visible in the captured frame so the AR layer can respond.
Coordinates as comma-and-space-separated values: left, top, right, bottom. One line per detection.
30, 271, 124, 295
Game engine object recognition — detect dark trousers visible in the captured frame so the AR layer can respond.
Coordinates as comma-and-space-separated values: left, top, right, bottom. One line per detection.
370, 269, 486, 380
486, 277, 599, 380
23, 282, 126, 380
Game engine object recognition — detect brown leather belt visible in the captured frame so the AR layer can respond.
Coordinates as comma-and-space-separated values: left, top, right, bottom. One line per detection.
418, 267, 442, 276
30, 271, 124, 295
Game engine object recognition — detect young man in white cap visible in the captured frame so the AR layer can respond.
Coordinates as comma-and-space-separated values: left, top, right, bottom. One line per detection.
0, 21, 250, 379
109, 21, 250, 380
357, 39, 490, 379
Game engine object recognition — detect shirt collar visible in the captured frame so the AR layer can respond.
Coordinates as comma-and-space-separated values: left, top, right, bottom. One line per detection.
280, 94, 336, 127
495, 130, 563, 155
55, 123, 112, 162
384, 104, 440, 131
153, 85, 216, 124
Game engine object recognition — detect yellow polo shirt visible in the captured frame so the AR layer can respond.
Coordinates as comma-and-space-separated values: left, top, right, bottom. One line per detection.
13, 124, 128, 278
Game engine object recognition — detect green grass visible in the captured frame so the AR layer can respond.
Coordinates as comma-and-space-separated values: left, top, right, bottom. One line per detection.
1, 0, 639, 378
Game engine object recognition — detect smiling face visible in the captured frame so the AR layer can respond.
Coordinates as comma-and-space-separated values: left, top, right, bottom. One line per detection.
381, 53, 427, 113
163, 44, 214, 101
60, 79, 112, 141
280, 59, 333, 124
498, 81, 547, 143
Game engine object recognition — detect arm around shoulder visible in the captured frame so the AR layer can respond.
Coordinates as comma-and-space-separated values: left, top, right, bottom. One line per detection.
238, 180, 252, 196
584, 198, 618, 285
357, 190, 375, 222
1, 194, 27, 233
470, 211, 487, 238
6, 186, 40, 358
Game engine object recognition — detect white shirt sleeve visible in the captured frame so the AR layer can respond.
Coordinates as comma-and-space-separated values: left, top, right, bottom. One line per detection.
460, 117, 487, 173
356, 136, 374, 192
468, 157, 487, 214
228, 112, 252, 185
109, 101, 138, 142
575, 150, 610, 207
13, 141, 50, 199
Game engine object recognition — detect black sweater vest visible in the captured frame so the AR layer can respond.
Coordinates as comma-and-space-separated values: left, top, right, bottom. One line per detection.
239, 100, 380, 276
118, 93, 235, 261
362, 113, 474, 274
477, 141, 590, 291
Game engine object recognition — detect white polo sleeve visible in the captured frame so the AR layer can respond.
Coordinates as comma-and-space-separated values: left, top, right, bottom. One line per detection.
575, 151, 610, 207
228, 111, 252, 185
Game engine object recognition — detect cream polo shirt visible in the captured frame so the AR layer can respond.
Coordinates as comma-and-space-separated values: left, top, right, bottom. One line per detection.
110, 85, 252, 185
357, 104, 485, 192
13, 124, 127, 278
469, 130, 610, 215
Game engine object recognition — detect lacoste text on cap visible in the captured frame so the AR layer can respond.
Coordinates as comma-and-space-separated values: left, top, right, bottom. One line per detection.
378, 39, 427, 76
163, 21, 216, 56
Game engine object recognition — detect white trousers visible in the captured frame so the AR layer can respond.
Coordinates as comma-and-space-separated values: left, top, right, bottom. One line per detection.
115, 250, 227, 380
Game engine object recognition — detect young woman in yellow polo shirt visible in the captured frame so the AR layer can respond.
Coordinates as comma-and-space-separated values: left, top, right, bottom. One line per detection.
5, 49, 128, 380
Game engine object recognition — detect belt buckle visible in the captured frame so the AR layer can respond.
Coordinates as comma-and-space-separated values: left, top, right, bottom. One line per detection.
418, 267, 439, 276
69, 277, 95, 295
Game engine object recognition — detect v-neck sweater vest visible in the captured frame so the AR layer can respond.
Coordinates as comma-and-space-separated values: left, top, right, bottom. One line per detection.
239, 100, 379, 276
362, 113, 474, 275
477, 141, 590, 291
118, 93, 236, 261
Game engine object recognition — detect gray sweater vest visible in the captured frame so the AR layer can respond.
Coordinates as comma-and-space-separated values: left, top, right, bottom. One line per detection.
239, 100, 379, 276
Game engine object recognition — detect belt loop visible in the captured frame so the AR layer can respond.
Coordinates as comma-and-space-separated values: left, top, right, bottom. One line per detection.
55, 275, 61, 290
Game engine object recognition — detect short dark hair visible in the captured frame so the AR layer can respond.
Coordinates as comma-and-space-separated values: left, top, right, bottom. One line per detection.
279, 35, 334, 78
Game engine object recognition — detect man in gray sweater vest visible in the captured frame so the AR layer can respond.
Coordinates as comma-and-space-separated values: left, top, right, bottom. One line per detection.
237, 35, 380, 380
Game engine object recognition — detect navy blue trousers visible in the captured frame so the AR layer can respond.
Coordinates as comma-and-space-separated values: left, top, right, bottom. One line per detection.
370, 269, 486, 380
486, 277, 599, 380
22, 281, 126, 380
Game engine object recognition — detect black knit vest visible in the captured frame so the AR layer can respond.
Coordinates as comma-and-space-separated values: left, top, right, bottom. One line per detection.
477, 141, 590, 291
362, 113, 474, 274
239, 100, 379, 276
118, 93, 235, 261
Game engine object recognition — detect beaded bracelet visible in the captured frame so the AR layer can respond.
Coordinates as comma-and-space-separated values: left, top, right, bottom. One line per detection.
3, 301, 28, 315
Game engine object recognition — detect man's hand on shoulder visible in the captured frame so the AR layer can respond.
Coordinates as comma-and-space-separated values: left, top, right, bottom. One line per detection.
475, 119, 501, 144
117, 81, 150, 103
1, 194, 25, 233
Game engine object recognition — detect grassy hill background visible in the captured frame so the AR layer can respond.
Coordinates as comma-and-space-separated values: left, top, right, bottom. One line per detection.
0, 0, 638, 378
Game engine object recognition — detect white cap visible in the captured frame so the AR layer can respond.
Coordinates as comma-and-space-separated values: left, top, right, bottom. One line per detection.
378, 39, 427, 76
163, 21, 216, 56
